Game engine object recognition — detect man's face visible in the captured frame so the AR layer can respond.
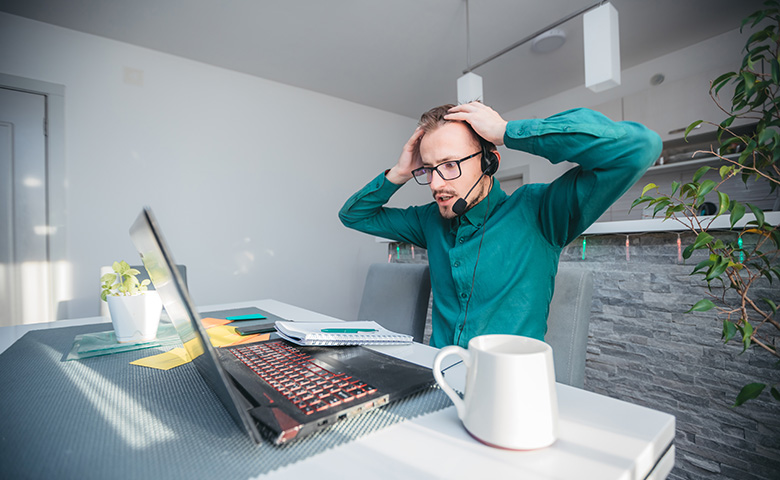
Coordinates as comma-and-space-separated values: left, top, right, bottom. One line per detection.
419, 122, 490, 219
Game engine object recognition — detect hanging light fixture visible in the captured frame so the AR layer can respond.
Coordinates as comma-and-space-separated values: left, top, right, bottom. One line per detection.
583, 2, 621, 92
531, 29, 567, 54
457, 0, 483, 104
458, 2, 620, 99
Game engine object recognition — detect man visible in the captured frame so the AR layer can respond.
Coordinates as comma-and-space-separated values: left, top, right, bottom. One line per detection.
339, 102, 662, 348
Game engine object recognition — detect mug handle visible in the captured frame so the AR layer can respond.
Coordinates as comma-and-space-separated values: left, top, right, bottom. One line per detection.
432, 345, 470, 420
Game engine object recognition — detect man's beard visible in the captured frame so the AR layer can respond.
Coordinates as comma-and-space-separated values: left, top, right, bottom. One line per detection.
433, 178, 490, 219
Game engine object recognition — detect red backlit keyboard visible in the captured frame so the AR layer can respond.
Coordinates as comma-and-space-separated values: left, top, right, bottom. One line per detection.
231, 341, 377, 415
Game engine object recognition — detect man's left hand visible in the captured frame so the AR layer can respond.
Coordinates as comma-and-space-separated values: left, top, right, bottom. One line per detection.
444, 102, 508, 146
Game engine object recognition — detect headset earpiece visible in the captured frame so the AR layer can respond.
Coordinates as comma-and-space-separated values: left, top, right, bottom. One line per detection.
480, 140, 499, 176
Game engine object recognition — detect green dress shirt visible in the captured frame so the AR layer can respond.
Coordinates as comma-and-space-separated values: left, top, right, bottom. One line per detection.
339, 108, 662, 348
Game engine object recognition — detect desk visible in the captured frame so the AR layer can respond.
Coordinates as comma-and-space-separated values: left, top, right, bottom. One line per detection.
0, 299, 675, 479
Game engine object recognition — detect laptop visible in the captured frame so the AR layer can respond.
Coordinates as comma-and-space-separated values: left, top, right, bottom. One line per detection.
129, 207, 435, 445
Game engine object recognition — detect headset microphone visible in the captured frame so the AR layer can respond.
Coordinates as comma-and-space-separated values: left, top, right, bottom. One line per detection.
452, 171, 487, 216
452, 144, 498, 216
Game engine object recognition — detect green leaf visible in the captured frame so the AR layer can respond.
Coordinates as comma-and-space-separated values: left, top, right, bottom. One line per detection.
746, 203, 765, 227
693, 166, 712, 183
716, 192, 730, 217
712, 72, 737, 96
730, 202, 746, 228
759, 127, 776, 145
705, 256, 730, 281
641, 183, 657, 197
653, 199, 671, 216
685, 120, 704, 140
670, 181, 681, 197
739, 321, 754, 352
630, 196, 653, 212
733, 383, 766, 407
697, 179, 717, 198
692, 259, 715, 274
687, 298, 715, 313
763, 298, 778, 315
722, 319, 737, 343
772, 387, 780, 403
692, 232, 715, 250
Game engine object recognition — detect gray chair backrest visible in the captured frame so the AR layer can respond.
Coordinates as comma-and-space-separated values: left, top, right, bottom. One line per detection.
544, 267, 593, 389
357, 263, 431, 343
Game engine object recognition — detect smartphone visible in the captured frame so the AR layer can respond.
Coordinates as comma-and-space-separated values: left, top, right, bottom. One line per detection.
234, 319, 277, 336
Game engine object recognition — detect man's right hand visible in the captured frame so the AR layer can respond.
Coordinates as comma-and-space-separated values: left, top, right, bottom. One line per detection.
386, 127, 424, 185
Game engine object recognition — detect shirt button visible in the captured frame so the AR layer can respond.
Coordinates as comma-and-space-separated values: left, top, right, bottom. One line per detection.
458, 238, 465, 244
460, 293, 468, 299
453, 261, 460, 268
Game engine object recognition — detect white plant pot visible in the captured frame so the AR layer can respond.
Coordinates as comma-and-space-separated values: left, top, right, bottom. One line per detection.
106, 291, 163, 343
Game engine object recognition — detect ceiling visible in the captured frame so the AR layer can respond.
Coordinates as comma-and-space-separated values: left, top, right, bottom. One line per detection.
0, 0, 765, 118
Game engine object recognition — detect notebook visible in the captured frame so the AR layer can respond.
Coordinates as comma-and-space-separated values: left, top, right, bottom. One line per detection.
128, 207, 435, 445
275, 321, 413, 346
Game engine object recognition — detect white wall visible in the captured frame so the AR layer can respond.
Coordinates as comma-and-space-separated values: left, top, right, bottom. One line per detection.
496, 27, 750, 186
0, 12, 431, 322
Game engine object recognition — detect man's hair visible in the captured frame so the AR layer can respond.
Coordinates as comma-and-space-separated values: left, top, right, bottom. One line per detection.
417, 104, 496, 153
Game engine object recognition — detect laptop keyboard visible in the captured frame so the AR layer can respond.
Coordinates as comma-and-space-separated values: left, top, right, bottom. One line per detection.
231, 341, 378, 416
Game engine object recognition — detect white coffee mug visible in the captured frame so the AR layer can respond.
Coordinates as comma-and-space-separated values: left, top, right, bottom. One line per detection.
433, 334, 559, 450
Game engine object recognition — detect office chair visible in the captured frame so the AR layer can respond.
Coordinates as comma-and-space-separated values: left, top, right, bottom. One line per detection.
99, 264, 188, 316
544, 267, 594, 389
357, 263, 431, 343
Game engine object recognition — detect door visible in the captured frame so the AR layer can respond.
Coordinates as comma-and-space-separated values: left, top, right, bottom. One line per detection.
0, 87, 51, 327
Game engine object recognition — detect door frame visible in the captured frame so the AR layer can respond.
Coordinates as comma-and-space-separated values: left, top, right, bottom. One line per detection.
0, 73, 68, 320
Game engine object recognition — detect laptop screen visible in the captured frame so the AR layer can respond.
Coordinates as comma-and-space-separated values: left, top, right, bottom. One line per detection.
129, 207, 260, 440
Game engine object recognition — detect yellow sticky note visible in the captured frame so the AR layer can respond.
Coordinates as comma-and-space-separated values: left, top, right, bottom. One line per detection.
131, 347, 192, 370
131, 323, 270, 370
207, 325, 244, 347
201, 317, 232, 328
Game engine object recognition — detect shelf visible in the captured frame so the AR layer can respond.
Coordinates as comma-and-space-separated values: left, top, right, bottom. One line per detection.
647, 153, 741, 173
583, 211, 780, 235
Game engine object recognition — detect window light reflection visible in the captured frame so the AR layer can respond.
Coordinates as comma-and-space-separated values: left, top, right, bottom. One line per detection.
42, 343, 177, 449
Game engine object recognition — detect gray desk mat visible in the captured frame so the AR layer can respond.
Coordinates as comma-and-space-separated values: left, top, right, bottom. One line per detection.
0, 324, 452, 479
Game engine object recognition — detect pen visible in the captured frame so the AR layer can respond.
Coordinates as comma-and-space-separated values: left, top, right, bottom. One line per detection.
320, 328, 378, 333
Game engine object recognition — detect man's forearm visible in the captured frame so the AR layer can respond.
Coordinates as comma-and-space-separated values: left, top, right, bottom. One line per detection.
503, 108, 661, 174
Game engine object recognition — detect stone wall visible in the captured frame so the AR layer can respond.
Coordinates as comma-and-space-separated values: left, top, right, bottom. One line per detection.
388, 231, 780, 480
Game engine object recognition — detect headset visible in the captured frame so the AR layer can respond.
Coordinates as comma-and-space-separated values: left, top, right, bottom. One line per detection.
479, 137, 499, 176
452, 137, 499, 216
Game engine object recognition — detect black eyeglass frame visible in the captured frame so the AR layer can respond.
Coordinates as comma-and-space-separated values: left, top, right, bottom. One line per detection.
410, 151, 482, 185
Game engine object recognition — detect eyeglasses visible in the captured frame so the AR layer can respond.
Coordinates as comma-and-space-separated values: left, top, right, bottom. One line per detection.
410, 151, 482, 185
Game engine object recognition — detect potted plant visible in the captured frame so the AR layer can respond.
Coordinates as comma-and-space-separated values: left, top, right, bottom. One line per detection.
100, 260, 163, 343
633, 2, 779, 405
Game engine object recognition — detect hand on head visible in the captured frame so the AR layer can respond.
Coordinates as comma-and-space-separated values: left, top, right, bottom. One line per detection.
444, 102, 507, 147
386, 126, 424, 185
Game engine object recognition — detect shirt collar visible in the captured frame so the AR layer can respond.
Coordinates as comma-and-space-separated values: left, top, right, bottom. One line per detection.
456, 177, 506, 228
